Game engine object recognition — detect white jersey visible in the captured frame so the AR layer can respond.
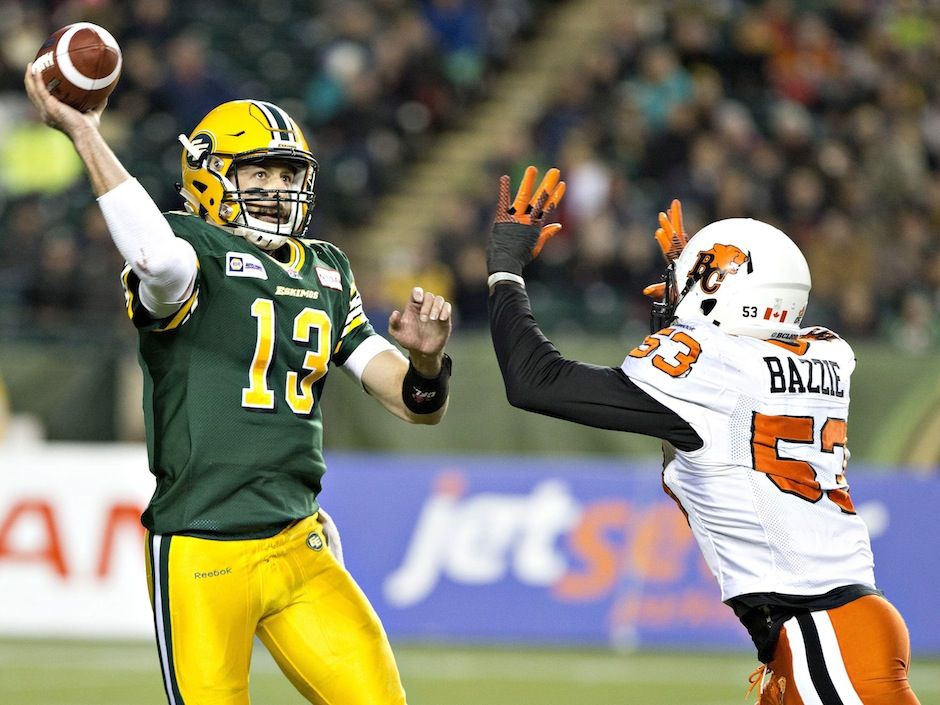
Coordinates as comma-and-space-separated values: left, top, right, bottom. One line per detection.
621, 320, 876, 602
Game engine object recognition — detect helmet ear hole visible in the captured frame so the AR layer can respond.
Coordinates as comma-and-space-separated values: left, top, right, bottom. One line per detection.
701, 298, 718, 316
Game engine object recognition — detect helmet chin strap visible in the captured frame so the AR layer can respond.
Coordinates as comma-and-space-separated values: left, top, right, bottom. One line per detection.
237, 203, 299, 250
234, 222, 290, 250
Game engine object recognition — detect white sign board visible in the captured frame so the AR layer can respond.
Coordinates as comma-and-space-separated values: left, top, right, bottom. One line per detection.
0, 444, 154, 637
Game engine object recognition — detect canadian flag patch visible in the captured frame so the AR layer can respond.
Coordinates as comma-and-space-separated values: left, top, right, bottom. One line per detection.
316, 266, 342, 290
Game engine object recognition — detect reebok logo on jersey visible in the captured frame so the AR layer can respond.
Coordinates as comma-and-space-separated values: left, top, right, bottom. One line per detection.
193, 567, 232, 579
275, 285, 319, 299
226, 252, 268, 280
688, 243, 749, 294
316, 266, 342, 290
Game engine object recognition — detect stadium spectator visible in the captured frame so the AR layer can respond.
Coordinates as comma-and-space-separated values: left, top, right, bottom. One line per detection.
5, 1, 940, 349
434, 1, 940, 346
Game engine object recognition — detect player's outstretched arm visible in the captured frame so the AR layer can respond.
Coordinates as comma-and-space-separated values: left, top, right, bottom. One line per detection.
360, 287, 453, 424
25, 63, 196, 318
485, 168, 701, 449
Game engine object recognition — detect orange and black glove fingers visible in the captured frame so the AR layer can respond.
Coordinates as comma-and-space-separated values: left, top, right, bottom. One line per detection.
495, 174, 515, 224
528, 168, 559, 214
508, 166, 538, 222
527, 173, 565, 257
489, 169, 542, 275
489, 167, 566, 274
666, 199, 684, 241
508, 166, 563, 221
654, 198, 687, 262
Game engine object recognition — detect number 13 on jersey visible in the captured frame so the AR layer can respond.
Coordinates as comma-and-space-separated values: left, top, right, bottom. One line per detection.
242, 298, 331, 416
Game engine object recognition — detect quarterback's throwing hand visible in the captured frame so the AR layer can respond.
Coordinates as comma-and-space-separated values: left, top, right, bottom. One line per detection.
24, 62, 105, 139
389, 287, 452, 372
486, 165, 566, 277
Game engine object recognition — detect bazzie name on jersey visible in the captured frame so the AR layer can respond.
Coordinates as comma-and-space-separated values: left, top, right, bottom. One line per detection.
763, 355, 844, 397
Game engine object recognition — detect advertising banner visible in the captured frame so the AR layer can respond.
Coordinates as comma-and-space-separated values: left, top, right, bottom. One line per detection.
325, 454, 939, 652
0, 444, 154, 637
0, 446, 937, 652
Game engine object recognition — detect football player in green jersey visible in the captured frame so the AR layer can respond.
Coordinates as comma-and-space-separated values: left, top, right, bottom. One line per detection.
26, 64, 453, 705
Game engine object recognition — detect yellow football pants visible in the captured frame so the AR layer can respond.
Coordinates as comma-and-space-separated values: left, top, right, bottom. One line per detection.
144, 513, 407, 705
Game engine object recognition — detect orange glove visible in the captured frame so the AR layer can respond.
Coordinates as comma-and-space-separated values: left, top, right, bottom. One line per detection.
643, 198, 688, 299
655, 198, 687, 261
488, 165, 566, 275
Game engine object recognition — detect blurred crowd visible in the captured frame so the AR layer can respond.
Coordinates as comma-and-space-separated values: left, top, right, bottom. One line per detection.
430, 0, 940, 350
2, 0, 940, 352
0, 0, 540, 340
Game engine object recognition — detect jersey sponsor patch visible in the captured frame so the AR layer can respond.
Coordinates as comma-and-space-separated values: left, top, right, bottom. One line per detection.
226, 252, 267, 279
316, 266, 342, 290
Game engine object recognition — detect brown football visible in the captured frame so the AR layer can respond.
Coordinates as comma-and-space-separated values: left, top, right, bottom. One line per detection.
33, 22, 122, 112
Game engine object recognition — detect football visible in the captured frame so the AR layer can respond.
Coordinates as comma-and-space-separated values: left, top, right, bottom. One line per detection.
33, 22, 122, 112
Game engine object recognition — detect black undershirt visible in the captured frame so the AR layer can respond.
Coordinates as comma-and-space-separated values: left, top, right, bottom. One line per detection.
488, 282, 702, 451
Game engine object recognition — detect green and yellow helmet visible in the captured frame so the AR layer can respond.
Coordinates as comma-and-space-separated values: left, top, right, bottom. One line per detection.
178, 100, 317, 249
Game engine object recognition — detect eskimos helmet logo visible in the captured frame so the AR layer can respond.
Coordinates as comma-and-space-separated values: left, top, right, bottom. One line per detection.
184, 132, 214, 169
687, 243, 750, 294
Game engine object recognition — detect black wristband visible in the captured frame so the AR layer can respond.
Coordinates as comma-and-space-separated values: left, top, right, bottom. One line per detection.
402, 353, 452, 414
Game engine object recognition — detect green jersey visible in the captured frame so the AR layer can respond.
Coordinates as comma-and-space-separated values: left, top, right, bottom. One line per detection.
122, 214, 376, 538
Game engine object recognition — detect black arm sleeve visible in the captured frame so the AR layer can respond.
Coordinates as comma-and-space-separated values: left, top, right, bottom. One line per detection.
488, 283, 703, 452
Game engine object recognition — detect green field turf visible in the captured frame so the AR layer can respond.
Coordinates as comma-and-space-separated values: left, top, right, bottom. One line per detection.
1, 639, 937, 705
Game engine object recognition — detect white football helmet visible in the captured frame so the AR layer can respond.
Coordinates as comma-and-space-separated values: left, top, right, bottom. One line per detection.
661, 218, 811, 339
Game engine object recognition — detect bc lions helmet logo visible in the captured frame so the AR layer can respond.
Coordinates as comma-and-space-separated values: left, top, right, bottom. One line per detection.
687, 243, 750, 294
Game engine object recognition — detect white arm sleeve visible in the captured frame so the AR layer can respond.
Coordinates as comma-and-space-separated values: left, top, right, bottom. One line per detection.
340, 334, 398, 386
97, 178, 198, 318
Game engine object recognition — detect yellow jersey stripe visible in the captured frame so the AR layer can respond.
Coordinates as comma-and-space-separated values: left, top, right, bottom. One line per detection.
340, 313, 366, 340
288, 238, 305, 272
155, 290, 198, 332
120, 265, 135, 320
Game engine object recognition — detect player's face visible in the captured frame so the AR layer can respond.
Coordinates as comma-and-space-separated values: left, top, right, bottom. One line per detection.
231, 159, 299, 224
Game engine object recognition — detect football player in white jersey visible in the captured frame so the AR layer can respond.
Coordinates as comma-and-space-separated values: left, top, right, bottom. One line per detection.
486, 166, 921, 705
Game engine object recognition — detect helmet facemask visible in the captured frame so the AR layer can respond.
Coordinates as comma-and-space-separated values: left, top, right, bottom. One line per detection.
650, 261, 678, 333
221, 151, 317, 250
